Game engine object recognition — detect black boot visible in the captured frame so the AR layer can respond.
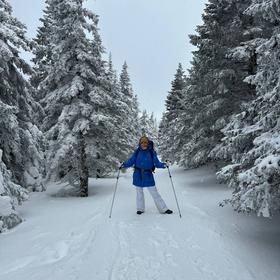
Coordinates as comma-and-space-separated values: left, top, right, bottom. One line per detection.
137, 210, 144, 215
164, 209, 173, 214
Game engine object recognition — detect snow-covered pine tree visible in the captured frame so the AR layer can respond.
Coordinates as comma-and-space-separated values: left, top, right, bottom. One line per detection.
132, 93, 141, 139
149, 112, 159, 145
138, 111, 158, 145
40, 0, 122, 196
159, 63, 185, 163
139, 110, 150, 136
217, 0, 280, 217
174, 0, 258, 168
30, 0, 54, 102
158, 113, 168, 154
119, 61, 141, 149
0, 148, 28, 232
102, 53, 132, 167
171, 81, 197, 167
210, 0, 273, 164
0, 0, 45, 192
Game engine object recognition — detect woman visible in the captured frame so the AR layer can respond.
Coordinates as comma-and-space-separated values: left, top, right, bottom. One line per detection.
120, 136, 173, 215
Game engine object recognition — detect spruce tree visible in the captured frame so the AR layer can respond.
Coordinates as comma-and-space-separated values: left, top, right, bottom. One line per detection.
140, 110, 150, 136
0, 149, 28, 232
103, 53, 132, 167
40, 0, 119, 196
119, 62, 141, 149
0, 0, 45, 192
172, 0, 259, 168
132, 93, 141, 139
149, 112, 159, 145
217, 0, 280, 217
159, 63, 185, 163
138, 111, 158, 145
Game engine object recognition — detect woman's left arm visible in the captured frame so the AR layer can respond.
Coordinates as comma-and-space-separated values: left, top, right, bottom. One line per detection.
153, 150, 166, 168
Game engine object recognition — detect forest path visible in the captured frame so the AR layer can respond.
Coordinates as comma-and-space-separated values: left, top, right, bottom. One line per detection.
1, 165, 280, 280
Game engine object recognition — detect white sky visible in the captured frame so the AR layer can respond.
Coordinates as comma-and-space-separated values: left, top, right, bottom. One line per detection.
9, 0, 206, 120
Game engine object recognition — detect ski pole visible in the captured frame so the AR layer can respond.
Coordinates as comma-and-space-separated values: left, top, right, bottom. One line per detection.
109, 168, 121, 218
167, 166, 182, 218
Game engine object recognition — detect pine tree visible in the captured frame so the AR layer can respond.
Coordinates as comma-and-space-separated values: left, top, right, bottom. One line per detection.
39, 0, 120, 196
171, 81, 196, 167
0, 149, 28, 232
132, 93, 141, 140
30, 0, 54, 102
217, 0, 280, 217
138, 111, 158, 144
102, 56, 142, 170
159, 63, 185, 163
119, 62, 141, 149
149, 112, 159, 144
172, 0, 260, 168
140, 110, 150, 136
0, 0, 45, 192
103, 53, 132, 167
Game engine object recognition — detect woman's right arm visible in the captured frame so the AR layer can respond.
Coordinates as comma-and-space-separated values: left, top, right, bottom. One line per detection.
122, 150, 137, 168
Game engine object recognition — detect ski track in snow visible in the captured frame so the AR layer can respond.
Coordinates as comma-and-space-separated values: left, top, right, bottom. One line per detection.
108, 221, 179, 280
1, 165, 280, 280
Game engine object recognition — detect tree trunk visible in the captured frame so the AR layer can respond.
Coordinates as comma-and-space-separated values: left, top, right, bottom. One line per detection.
79, 131, 89, 197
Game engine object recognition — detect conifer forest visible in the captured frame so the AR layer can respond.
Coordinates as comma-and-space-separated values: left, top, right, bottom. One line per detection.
0, 1, 280, 279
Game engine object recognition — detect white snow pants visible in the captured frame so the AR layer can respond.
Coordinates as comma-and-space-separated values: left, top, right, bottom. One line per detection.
136, 186, 168, 213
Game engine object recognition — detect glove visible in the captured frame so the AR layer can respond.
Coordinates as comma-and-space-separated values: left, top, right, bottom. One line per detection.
119, 163, 124, 170
164, 161, 169, 168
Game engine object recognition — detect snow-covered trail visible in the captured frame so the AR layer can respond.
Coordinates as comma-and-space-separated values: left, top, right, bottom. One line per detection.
1, 165, 280, 280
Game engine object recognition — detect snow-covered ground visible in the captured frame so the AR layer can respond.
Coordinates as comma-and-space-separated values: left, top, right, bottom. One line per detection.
1, 165, 280, 280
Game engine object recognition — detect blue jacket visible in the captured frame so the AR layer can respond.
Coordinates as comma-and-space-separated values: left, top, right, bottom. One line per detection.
122, 141, 166, 187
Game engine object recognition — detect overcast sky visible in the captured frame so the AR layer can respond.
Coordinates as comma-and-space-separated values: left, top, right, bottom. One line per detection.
9, 0, 206, 120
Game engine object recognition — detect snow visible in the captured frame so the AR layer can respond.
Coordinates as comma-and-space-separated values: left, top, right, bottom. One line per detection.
0, 196, 13, 216
1, 165, 280, 280
0, 39, 13, 62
